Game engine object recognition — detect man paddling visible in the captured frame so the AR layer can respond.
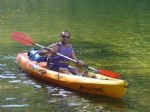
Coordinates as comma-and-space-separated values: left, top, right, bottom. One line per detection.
11, 31, 121, 78
39, 31, 85, 75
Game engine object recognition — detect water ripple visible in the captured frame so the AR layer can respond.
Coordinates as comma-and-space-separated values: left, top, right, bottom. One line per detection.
0, 64, 6, 67
8, 80, 21, 83
1, 104, 29, 108
5, 98, 17, 100
0, 74, 16, 79
1, 55, 16, 61
23, 80, 42, 89
0, 64, 7, 70
68, 102, 81, 107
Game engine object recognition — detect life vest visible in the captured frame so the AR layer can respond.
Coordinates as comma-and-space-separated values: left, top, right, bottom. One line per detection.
48, 43, 73, 71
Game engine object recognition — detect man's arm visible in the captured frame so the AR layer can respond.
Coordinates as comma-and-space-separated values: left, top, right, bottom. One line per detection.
71, 49, 85, 67
71, 49, 78, 60
39, 43, 58, 56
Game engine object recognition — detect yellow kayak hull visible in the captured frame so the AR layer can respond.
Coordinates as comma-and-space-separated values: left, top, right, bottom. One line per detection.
16, 53, 128, 99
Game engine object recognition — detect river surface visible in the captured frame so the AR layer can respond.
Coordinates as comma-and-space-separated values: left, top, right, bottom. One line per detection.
0, 0, 150, 112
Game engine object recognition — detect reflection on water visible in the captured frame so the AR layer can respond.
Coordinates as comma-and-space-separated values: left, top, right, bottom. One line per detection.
23, 80, 42, 89
1, 104, 29, 108
0, 74, 17, 79
8, 80, 21, 83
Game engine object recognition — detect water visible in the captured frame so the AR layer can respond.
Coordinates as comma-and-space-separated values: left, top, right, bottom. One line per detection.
0, 0, 150, 112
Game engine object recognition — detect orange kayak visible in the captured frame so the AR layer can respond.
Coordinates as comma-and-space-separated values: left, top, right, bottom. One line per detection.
16, 53, 128, 98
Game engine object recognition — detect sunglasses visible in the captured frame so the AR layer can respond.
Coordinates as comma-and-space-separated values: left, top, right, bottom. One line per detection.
61, 35, 70, 39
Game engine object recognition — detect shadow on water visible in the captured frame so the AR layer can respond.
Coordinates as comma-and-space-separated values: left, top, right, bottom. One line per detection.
72, 41, 132, 75
73, 41, 130, 59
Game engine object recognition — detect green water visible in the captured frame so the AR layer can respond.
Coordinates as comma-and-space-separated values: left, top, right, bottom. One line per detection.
0, 0, 150, 112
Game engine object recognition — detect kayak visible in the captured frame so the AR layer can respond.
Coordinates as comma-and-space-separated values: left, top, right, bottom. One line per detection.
16, 53, 128, 98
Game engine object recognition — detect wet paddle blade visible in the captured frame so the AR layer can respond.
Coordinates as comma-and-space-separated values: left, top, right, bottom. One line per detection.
10, 32, 34, 46
98, 70, 121, 78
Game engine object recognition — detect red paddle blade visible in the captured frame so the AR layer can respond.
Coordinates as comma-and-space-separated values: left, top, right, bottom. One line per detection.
10, 32, 34, 46
98, 70, 121, 78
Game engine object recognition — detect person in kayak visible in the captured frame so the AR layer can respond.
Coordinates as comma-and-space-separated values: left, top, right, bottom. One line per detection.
39, 31, 85, 75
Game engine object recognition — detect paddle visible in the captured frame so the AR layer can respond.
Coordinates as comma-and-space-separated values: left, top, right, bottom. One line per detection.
10, 31, 121, 78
